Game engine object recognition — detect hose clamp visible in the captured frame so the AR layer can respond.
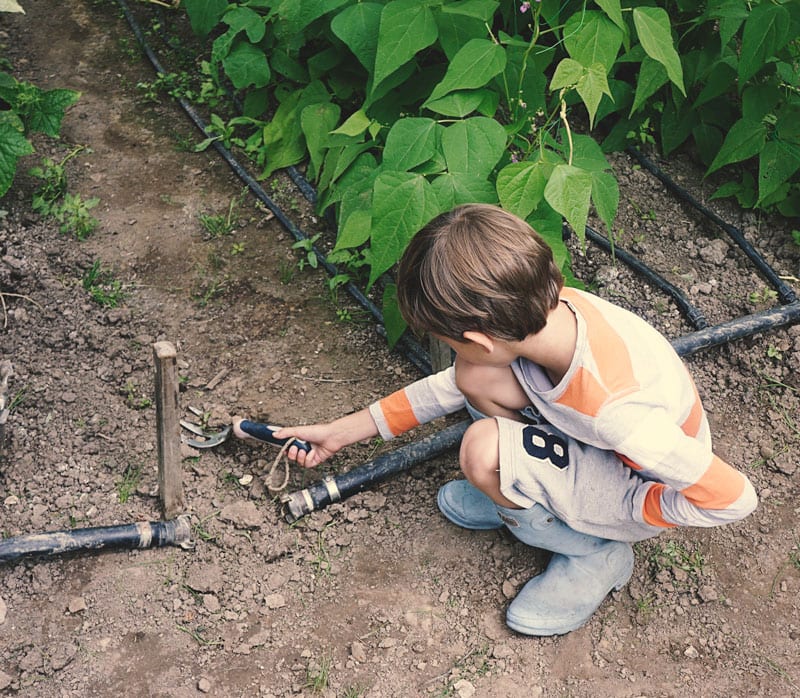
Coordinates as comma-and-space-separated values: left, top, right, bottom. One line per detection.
323, 475, 341, 503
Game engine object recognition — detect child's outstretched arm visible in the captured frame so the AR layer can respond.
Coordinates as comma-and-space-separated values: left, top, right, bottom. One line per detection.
271, 408, 379, 469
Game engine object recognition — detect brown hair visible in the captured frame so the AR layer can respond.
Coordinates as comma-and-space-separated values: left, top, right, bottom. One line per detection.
396, 204, 564, 342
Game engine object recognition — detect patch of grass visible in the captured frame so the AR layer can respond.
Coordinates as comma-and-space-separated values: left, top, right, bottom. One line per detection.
176, 623, 223, 647
198, 198, 237, 238
649, 540, 705, 580
8, 386, 26, 413
304, 653, 332, 693
123, 380, 152, 410
192, 511, 221, 544
82, 260, 125, 308
278, 260, 295, 285
116, 464, 142, 504
193, 274, 227, 307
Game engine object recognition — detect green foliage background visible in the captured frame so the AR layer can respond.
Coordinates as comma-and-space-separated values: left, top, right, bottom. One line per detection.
182, 0, 800, 344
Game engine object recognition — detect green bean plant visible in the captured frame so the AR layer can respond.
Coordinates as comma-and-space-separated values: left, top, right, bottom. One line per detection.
0, 71, 79, 199
182, 0, 798, 344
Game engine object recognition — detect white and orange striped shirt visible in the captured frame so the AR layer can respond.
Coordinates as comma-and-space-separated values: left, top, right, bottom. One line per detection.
369, 288, 757, 530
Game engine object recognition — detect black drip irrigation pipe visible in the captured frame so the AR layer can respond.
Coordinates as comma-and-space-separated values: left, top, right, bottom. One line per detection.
627, 147, 798, 305
581, 224, 710, 330
116, 2, 800, 521
0, 517, 192, 564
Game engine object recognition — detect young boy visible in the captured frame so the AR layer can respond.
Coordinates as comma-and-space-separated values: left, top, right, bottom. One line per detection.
262, 204, 757, 636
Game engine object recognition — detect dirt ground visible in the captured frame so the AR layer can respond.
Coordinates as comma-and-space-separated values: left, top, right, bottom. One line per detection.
1, 2, 799, 697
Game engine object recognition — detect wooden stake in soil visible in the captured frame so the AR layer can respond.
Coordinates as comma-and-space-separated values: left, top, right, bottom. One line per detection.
428, 336, 453, 372
152, 341, 183, 519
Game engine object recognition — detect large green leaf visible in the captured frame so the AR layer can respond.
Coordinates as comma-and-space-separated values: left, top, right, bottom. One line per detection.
24, 88, 80, 137
424, 38, 506, 105
382, 282, 407, 349
434, 8, 488, 61
331, 3, 382, 71
693, 58, 736, 109
630, 56, 667, 116
0, 117, 34, 198
571, 134, 611, 173
336, 208, 373, 250
709, 0, 748, 49
439, 0, 498, 21
591, 170, 619, 232
593, 0, 625, 31
575, 63, 611, 128
372, 0, 438, 89
496, 161, 549, 220
185, 0, 228, 37
276, 0, 351, 35
633, 7, 685, 96
300, 101, 340, 181
528, 202, 579, 286
0, 1, 25, 13
706, 117, 767, 174
431, 172, 498, 209
441, 117, 506, 178
331, 109, 373, 138
544, 164, 593, 243
739, 3, 790, 84
382, 117, 439, 171
758, 139, 800, 205
425, 89, 490, 118
260, 81, 329, 178
222, 6, 266, 43
551, 59, 610, 128
550, 58, 583, 91
223, 41, 271, 89
368, 171, 442, 289
563, 11, 623, 73
328, 151, 380, 211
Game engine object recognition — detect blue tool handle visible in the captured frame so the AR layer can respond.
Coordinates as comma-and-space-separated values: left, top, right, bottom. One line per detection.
238, 420, 311, 453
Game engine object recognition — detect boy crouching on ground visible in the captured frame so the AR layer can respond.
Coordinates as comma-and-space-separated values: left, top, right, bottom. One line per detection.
251, 204, 757, 636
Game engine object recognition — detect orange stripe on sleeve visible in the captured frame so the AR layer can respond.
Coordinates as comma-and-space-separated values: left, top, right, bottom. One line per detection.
681, 455, 746, 509
378, 389, 419, 437
681, 379, 704, 438
642, 483, 677, 528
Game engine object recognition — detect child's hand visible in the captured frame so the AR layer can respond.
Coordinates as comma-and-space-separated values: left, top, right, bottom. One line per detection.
274, 408, 379, 469
271, 424, 339, 469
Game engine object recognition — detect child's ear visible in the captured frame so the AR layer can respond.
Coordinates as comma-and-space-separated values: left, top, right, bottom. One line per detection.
462, 330, 494, 353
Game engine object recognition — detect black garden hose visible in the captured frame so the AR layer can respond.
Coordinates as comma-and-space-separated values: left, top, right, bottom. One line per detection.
0, 516, 192, 563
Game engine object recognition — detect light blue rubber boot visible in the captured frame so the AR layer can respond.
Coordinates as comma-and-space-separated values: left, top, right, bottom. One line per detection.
437, 480, 504, 530
497, 503, 634, 636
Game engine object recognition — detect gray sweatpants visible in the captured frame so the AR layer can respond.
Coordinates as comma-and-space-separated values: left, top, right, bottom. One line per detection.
466, 403, 664, 542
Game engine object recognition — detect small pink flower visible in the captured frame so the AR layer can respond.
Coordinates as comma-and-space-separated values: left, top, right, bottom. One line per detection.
520, 1, 531, 12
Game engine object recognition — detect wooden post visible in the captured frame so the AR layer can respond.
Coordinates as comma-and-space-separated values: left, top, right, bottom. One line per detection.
428, 336, 453, 373
152, 341, 183, 519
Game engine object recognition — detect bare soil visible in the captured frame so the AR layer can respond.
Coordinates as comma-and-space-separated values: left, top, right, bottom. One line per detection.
1, 2, 799, 697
